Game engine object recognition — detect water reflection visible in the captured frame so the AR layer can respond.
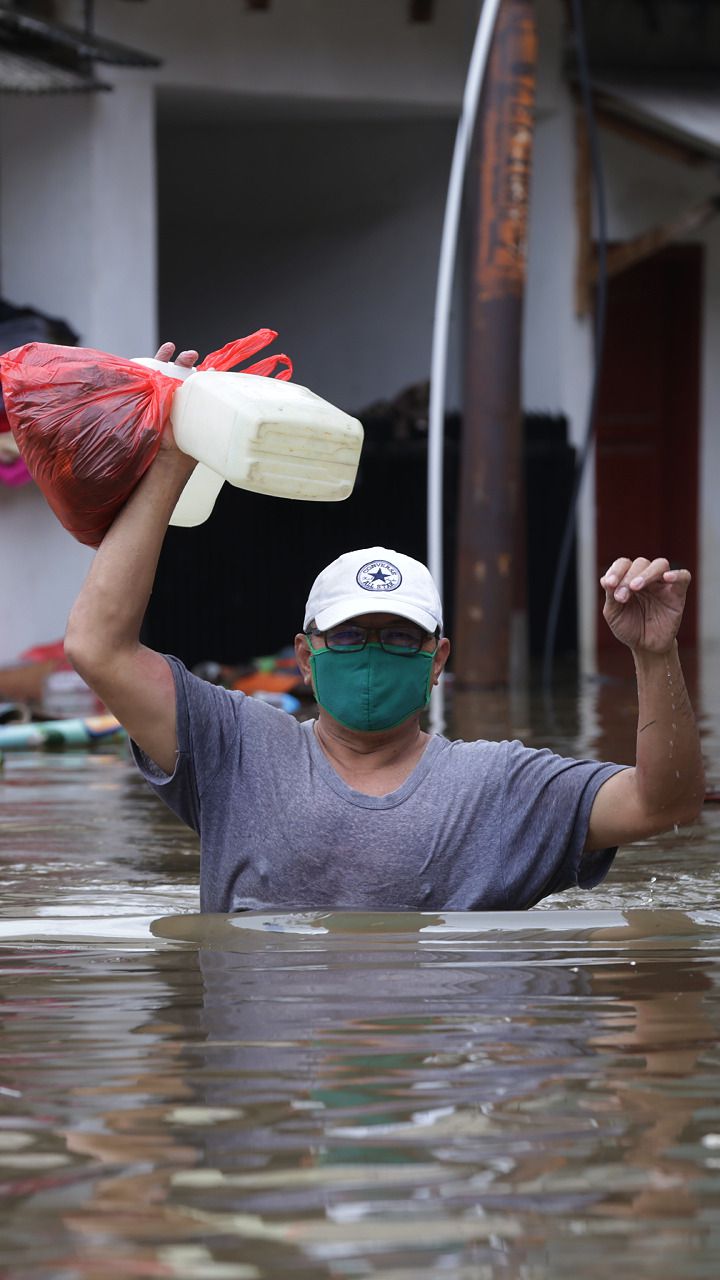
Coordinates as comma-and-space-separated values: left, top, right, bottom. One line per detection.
2, 651, 720, 1276
3, 911, 720, 1277
0, 750, 200, 919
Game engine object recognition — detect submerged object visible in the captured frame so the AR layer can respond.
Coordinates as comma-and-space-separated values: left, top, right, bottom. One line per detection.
0, 701, 29, 724
0, 714, 125, 751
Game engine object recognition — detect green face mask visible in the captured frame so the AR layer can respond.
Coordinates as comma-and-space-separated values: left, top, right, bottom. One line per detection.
309, 642, 437, 733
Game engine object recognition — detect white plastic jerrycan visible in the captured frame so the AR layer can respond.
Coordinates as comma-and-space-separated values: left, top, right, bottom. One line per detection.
132, 357, 364, 527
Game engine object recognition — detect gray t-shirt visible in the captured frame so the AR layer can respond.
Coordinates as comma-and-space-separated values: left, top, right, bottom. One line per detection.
132, 655, 627, 913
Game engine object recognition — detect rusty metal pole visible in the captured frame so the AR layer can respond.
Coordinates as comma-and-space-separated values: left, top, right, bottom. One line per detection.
452, 0, 537, 687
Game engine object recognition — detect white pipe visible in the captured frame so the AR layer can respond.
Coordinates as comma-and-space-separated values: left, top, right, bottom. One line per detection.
427, 0, 504, 735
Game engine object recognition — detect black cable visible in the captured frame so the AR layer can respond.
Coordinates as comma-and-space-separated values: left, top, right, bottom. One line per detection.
541, 0, 608, 695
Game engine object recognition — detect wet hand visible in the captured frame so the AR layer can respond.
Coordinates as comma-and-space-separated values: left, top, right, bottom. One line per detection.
600, 556, 691, 654
154, 342, 198, 456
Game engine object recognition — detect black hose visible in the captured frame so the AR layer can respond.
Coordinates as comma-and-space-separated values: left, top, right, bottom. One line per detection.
541, 0, 609, 694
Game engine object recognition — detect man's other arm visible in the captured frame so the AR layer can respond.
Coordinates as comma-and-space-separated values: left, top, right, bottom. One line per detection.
585, 557, 704, 851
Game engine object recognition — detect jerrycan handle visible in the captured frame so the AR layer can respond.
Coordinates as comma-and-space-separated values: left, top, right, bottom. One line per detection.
170, 463, 225, 529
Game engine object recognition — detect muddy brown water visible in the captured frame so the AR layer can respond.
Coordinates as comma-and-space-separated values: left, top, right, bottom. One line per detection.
2, 647, 720, 1279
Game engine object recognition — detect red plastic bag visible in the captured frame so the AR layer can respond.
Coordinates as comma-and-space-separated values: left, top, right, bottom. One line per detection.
0, 329, 293, 547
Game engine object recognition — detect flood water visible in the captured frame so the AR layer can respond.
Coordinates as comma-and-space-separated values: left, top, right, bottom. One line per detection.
2, 646, 720, 1279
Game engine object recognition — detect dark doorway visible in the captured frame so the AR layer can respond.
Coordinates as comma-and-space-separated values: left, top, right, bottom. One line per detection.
142, 409, 576, 672
141, 427, 460, 671
594, 244, 701, 651
524, 413, 577, 659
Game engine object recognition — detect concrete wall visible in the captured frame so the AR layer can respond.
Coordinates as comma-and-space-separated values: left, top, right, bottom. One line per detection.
91, 0, 473, 111
0, 78, 156, 353
0, 485, 93, 665
0, 73, 157, 664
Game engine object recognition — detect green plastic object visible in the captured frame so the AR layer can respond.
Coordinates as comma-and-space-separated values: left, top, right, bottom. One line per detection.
0, 715, 125, 751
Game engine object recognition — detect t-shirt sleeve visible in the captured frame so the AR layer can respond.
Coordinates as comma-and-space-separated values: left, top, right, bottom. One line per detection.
501, 740, 628, 908
130, 654, 245, 833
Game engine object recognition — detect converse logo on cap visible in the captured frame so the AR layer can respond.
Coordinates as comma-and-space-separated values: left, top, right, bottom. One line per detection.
356, 559, 402, 593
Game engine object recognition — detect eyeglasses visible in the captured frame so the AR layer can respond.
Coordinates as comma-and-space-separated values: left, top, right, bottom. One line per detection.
306, 623, 434, 655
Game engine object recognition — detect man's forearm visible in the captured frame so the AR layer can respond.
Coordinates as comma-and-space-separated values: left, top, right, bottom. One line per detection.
65, 453, 195, 662
633, 641, 704, 823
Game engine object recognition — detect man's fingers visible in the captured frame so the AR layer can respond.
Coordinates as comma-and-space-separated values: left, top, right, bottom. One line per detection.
601, 556, 639, 604
663, 568, 692, 591
152, 343, 198, 368
600, 558, 691, 609
600, 556, 674, 605
600, 557, 632, 590
626, 557, 669, 590
611, 557, 652, 601
175, 349, 199, 368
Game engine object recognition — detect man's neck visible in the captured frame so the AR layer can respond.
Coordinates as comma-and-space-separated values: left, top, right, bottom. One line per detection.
313, 711, 429, 775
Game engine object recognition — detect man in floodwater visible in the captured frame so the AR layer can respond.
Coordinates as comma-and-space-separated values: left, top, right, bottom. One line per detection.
64, 344, 705, 914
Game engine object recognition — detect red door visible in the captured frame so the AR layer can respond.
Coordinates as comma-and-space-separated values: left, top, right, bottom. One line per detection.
595, 245, 701, 650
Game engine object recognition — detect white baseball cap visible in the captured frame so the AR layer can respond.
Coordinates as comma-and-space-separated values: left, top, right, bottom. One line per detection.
304, 546, 443, 634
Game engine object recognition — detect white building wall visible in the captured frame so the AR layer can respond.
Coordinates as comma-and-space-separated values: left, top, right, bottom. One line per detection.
90, 0, 473, 111
0, 486, 92, 665
0, 76, 156, 353
0, 74, 157, 664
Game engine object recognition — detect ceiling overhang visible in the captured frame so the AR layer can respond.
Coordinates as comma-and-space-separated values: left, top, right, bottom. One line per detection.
589, 73, 720, 162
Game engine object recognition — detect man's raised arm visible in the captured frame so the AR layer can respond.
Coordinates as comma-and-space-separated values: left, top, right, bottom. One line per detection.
585, 556, 705, 850
64, 345, 197, 775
